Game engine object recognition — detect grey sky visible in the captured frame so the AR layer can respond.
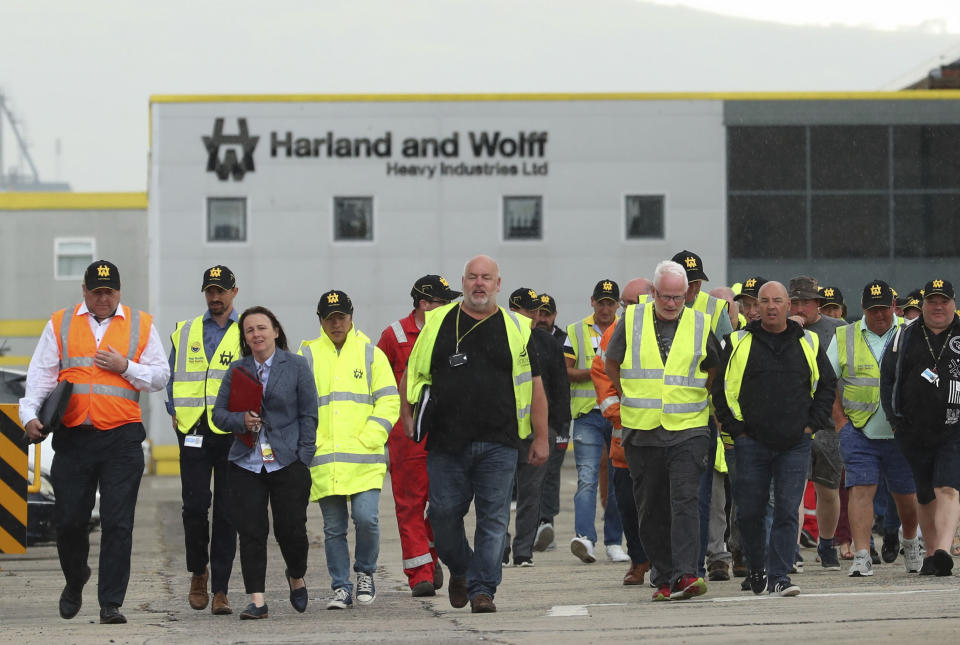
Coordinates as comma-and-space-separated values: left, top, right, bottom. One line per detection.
2, 0, 959, 191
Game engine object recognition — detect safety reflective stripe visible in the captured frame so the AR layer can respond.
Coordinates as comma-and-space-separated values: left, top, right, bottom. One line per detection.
621, 368, 664, 379
629, 303, 646, 369
598, 396, 619, 413
612, 427, 623, 440
90, 384, 140, 401
301, 343, 315, 372
664, 374, 708, 387
516, 371, 533, 386
126, 310, 141, 358
318, 392, 374, 406
365, 345, 374, 393
841, 327, 879, 386
372, 386, 399, 400
518, 404, 531, 419
621, 397, 661, 408
59, 305, 76, 367
663, 400, 708, 414
844, 400, 877, 412
62, 357, 95, 368
369, 416, 394, 432
173, 397, 204, 407
391, 320, 407, 344
175, 319, 194, 373
687, 309, 705, 381
172, 372, 206, 382
403, 553, 434, 569
574, 324, 588, 369
310, 452, 386, 467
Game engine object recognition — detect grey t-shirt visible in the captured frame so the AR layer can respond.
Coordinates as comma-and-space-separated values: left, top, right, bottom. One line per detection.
805, 314, 845, 349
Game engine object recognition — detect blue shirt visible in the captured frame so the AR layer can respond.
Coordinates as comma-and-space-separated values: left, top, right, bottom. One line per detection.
234, 350, 282, 473
165, 308, 240, 416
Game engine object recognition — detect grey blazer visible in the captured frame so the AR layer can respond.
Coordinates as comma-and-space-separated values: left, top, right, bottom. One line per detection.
213, 349, 319, 468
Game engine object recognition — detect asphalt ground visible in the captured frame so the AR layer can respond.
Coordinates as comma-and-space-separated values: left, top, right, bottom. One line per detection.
2, 458, 960, 644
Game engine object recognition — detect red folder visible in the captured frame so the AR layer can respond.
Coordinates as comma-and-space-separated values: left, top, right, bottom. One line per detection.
228, 365, 263, 449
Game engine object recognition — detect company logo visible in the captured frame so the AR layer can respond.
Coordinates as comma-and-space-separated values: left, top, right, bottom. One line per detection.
219, 350, 235, 366
684, 257, 697, 269
203, 118, 259, 181
327, 293, 339, 304
823, 288, 835, 298
933, 279, 945, 289
870, 284, 882, 296
745, 278, 757, 288
353, 368, 363, 380
209, 267, 222, 278
190, 341, 201, 353
97, 264, 111, 277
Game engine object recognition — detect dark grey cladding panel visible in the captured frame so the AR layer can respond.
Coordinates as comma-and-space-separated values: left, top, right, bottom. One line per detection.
723, 99, 960, 126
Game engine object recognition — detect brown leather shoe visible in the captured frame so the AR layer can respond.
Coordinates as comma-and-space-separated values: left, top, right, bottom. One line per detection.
470, 593, 497, 613
623, 561, 650, 586
189, 567, 209, 610
211, 592, 232, 615
708, 560, 731, 582
448, 575, 468, 608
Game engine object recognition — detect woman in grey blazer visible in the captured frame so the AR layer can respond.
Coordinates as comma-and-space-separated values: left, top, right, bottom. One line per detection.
213, 306, 318, 619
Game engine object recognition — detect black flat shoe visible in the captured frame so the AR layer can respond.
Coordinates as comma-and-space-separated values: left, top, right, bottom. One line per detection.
99, 605, 127, 624
59, 565, 91, 619
285, 569, 308, 613
933, 548, 954, 576
239, 602, 269, 619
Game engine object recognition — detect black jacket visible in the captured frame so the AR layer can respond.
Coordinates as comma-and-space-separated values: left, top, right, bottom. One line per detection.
531, 328, 572, 437
712, 319, 837, 451
880, 315, 960, 447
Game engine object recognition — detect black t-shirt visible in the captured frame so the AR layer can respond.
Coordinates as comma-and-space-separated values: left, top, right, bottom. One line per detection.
427, 307, 540, 454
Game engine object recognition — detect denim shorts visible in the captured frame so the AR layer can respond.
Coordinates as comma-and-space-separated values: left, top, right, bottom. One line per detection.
839, 423, 916, 494
895, 432, 960, 505
809, 428, 843, 489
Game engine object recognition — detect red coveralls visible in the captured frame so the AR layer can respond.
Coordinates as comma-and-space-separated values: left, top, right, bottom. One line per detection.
377, 311, 438, 589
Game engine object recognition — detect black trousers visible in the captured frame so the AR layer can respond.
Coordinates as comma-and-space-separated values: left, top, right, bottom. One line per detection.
228, 461, 311, 594
177, 417, 237, 594
51, 423, 145, 608
512, 429, 553, 559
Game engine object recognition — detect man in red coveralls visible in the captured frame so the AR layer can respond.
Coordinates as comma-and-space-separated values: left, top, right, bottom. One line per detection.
378, 274, 462, 596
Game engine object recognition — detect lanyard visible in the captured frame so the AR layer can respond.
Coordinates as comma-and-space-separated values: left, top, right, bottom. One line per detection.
455, 305, 495, 353
920, 321, 955, 372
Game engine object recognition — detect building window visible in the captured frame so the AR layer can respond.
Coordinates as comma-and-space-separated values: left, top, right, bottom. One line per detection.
334, 197, 374, 241
207, 197, 247, 242
503, 196, 542, 240
55, 238, 95, 280
624, 195, 664, 239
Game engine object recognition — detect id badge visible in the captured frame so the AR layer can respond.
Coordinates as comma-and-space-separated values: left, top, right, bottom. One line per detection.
261, 441, 276, 463
921, 368, 939, 385
448, 352, 468, 368
184, 434, 203, 448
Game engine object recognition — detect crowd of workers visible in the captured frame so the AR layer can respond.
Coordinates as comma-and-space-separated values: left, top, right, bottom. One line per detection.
17, 251, 960, 622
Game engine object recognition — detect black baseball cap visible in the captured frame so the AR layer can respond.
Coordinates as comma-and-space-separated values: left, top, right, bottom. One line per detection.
735, 276, 767, 301
819, 286, 844, 308
923, 278, 955, 300
592, 279, 619, 302
84, 260, 121, 291
411, 274, 461, 302
201, 265, 236, 291
510, 287, 540, 311
317, 290, 354, 320
904, 289, 923, 312
537, 293, 557, 314
671, 250, 709, 282
861, 280, 894, 309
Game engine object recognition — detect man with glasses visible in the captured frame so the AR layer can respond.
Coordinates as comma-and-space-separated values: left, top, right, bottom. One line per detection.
377, 275, 461, 597
605, 260, 722, 601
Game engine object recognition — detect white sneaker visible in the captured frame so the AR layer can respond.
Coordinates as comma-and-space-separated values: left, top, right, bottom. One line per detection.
605, 544, 630, 562
570, 536, 596, 563
848, 549, 874, 577
533, 522, 554, 552
903, 537, 923, 573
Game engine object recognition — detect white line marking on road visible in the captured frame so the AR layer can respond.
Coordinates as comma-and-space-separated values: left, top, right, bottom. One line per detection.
705, 588, 958, 602
548, 603, 627, 616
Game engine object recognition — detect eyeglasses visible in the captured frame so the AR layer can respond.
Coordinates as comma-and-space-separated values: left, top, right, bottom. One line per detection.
655, 293, 685, 304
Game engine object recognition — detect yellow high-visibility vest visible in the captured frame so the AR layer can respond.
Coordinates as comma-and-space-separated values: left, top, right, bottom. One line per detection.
835, 319, 900, 428
171, 315, 240, 434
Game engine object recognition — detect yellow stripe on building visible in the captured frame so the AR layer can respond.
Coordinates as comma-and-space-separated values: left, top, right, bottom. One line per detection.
0, 192, 147, 211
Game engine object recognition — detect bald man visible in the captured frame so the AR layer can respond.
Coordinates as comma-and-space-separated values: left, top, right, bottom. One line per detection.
713, 281, 836, 597
401, 255, 549, 613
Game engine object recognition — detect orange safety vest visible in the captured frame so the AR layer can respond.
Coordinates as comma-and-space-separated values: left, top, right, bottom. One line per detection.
51, 304, 152, 429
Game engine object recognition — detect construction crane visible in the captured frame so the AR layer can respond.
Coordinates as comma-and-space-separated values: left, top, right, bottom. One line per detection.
0, 91, 70, 191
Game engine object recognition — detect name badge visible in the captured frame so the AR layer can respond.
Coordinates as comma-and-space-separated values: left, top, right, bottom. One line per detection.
184, 434, 203, 448
921, 368, 939, 385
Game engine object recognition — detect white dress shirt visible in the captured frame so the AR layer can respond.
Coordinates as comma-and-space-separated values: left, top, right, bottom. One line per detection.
19, 301, 170, 426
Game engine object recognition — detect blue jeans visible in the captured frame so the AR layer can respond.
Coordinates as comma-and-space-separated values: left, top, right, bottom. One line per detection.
317, 489, 381, 594
572, 410, 622, 545
428, 442, 518, 600
735, 434, 811, 585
